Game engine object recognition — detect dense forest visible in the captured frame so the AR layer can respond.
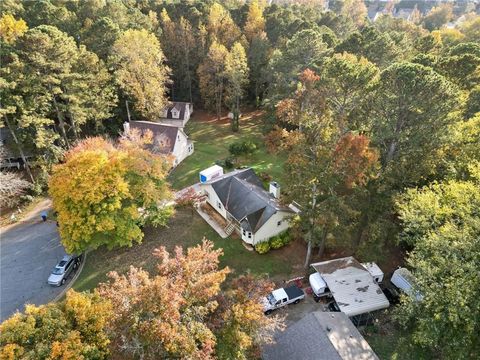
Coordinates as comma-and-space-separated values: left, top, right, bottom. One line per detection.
0, 0, 479, 359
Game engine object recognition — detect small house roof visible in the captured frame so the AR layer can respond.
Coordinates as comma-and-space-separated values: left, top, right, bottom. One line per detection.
129, 121, 180, 154
311, 257, 389, 317
263, 311, 379, 360
161, 101, 192, 121
203, 168, 293, 233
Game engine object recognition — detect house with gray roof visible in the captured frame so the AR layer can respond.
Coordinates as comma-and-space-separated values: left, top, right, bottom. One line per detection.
124, 121, 193, 167
200, 168, 295, 244
159, 101, 193, 127
263, 311, 379, 360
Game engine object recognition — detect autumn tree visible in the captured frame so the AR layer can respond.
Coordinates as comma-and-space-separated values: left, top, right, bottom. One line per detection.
111, 29, 171, 120
212, 274, 285, 360
207, 2, 241, 48
244, 0, 265, 42
422, 3, 453, 31
0, 290, 112, 360
198, 41, 229, 120
279, 70, 378, 266
395, 175, 480, 358
49, 136, 173, 254
99, 240, 282, 359
225, 42, 249, 131
0, 14, 27, 44
340, 0, 367, 28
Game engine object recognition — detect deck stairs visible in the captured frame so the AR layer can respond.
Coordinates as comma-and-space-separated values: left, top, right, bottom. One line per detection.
224, 221, 236, 236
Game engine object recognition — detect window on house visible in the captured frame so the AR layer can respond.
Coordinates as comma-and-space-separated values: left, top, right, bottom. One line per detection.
242, 229, 246, 236
172, 110, 179, 119
217, 201, 222, 209
248, 232, 252, 239
277, 220, 282, 226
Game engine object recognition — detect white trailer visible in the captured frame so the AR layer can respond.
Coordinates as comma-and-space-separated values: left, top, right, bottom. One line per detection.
199, 165, 223, 183
391, 267, 423, 301
309, 257, 389, 317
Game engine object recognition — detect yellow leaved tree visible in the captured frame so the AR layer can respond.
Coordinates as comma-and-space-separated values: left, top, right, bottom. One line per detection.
49, 136, 172, 254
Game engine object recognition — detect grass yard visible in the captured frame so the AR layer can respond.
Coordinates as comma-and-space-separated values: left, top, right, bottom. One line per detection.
168, 110, 287, 190
73, 209, 299, 292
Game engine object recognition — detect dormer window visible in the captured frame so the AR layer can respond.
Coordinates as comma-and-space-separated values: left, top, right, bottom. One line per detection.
172, 109, 180, 119
162, 109, 168, 118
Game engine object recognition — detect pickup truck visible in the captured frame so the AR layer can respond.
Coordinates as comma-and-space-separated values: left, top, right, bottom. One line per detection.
263, 285, 305, 315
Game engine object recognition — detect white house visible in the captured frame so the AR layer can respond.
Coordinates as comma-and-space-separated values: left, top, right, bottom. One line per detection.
159, 102, 193, 127
125, 121, 193, 167
200, 168, 294, 245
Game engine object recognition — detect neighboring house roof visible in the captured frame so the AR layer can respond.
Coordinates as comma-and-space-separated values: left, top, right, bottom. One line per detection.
204, 168, 293, 232
394, 8, 414, 20
263, 311, 379, 360
162, 102, 191, 121
311, 257, 390, 317
129, 121, 180, 154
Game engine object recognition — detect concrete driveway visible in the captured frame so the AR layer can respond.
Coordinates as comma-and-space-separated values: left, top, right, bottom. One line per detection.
0, 203, 68, 321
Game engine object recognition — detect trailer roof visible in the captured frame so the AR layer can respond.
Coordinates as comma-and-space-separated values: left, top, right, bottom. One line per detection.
311, 257, 389, 317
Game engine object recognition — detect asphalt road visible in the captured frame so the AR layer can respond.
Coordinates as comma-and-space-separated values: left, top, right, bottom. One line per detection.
0, 215, 67, 322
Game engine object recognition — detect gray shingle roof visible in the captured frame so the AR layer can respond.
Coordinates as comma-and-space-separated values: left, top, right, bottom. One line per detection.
129, 121, 179, 154
263, 312, 379, 360
207, 168, 293, 232
162, 102, 190, 121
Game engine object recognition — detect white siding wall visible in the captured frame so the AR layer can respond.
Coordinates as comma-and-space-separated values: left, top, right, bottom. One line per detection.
172, 130, 193, 166
201, 184, 228, 219
251, 211, 291, 245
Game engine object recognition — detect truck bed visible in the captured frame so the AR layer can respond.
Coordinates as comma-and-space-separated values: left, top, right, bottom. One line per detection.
284, 285, 304, 300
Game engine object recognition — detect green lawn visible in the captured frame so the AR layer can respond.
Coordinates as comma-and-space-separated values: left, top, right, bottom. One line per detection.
168, 111, 287, 190
73, 209, 295, 292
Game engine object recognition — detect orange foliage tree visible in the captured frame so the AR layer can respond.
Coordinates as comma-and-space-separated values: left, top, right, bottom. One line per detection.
98, 240, 284, 360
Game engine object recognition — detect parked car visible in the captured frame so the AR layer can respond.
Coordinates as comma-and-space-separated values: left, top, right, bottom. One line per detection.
263, 285, 305, 315
48, 254, 81, 286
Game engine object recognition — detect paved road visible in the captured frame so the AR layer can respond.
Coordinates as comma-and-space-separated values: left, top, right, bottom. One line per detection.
0, 207, 67, 321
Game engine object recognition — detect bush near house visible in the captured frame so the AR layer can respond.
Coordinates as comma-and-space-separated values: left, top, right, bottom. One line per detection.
255, 241, 271, 254
255, 230, 293, 254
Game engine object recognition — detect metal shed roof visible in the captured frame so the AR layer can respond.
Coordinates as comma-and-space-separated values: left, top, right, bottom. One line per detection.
311, 257, 389, 317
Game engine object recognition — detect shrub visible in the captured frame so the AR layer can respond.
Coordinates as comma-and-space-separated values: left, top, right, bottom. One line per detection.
268, 230, 292, 250
255, 241, 270, 254
269, 235, 284, 249
228, 140, 258, 156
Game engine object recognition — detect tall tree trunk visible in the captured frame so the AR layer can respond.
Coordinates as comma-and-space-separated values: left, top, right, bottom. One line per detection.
304, 239, 312, 269
317, 226, 328, 257
217, 80, 223, 121
51, 95, 70, 148
304, 183, 318, 269
182, 35, 193, 104
68, 111, 78, 140
353, 212, 369, 250
3, 114, 35, 183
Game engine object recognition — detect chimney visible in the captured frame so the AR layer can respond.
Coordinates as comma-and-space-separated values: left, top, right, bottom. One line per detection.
269, 182, 280, 199
123, 122, 130, 134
